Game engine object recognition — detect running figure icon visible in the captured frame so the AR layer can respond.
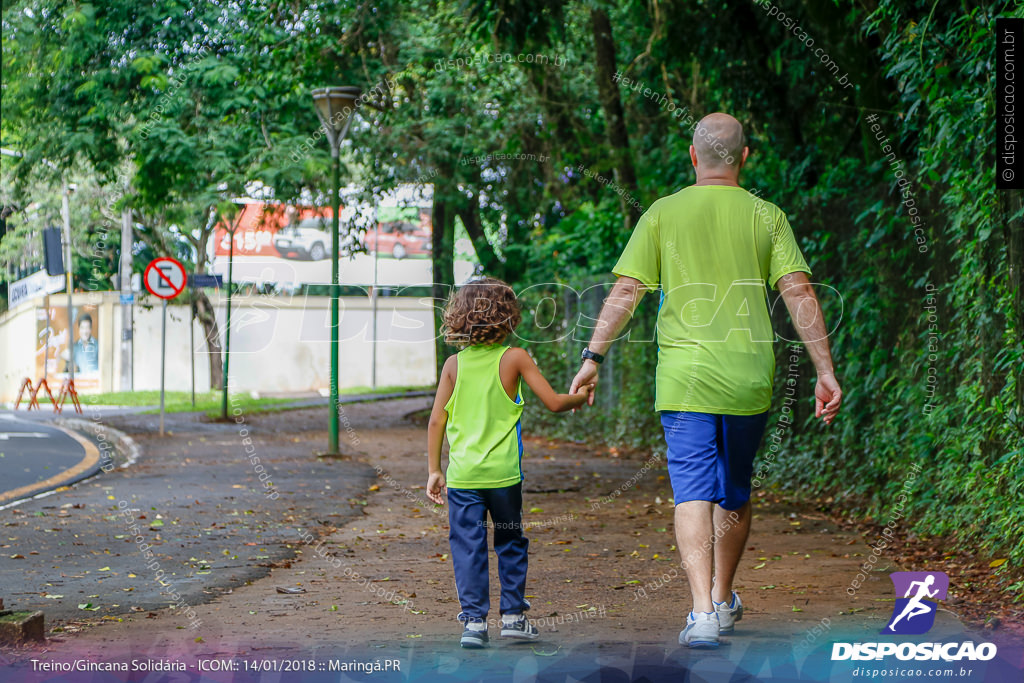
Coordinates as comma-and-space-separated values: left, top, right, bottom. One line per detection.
886, 574, 939, 632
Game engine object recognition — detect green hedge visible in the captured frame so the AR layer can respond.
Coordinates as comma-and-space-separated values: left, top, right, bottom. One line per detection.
515, 2, 1024, 571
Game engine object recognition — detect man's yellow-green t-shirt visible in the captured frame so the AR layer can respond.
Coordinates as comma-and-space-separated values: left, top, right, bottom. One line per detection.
612, 185, 810, 415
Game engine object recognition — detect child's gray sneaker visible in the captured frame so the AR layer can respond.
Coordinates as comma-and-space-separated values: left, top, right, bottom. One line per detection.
714, 591, 743, 634
500, 615, 539, 640
679, 611, 720, 649
460, 623, 489, 649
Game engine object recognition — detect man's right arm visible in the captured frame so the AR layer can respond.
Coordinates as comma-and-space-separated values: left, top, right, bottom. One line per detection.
776, 271, 842, 424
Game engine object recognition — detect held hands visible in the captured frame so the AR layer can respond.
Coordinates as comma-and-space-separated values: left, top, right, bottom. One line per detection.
426, 471, 447, 505
569, 360, 600, 412
815, 372, 843, 425
571, 383, 595, 409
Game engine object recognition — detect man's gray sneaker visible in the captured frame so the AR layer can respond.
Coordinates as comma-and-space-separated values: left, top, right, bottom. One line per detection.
679, 611, 720, 649
500, 615, 539, 640
460, 624, 489, 649
714, 591, 743, 634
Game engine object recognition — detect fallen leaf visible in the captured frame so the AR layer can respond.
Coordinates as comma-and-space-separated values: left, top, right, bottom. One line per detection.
989, 559, 1008, 568
753, 562, 766, 570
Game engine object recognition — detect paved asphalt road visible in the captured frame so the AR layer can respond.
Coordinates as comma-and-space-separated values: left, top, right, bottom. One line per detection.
0, 406, 375, 624
0, 414, 100, 507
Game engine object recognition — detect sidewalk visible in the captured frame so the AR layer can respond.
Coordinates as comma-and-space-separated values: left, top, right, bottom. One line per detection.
2, 397, 1019, 681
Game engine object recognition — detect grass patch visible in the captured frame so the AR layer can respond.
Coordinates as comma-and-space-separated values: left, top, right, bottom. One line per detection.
50, 391, 298, 415
39, 385, 433, 419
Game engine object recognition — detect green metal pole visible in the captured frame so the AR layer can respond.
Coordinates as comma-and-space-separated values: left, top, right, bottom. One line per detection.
221, 230, 234, 419
329, 153, 340, 453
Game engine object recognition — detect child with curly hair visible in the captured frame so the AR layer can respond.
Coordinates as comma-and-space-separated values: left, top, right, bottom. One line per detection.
426, 277, 593, 648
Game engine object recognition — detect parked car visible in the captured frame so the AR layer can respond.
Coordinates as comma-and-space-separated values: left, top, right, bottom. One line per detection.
273, 218, 332, 260
364, 220, 432, 259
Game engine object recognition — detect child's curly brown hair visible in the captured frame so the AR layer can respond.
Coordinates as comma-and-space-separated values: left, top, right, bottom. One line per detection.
442, 277, 521, 347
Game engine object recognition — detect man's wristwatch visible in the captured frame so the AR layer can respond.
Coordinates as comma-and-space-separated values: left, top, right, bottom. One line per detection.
581, 348, 605, 364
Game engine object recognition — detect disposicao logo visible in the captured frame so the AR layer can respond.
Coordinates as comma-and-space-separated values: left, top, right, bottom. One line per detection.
882, 571, 949, 635
831, 571, 998, 662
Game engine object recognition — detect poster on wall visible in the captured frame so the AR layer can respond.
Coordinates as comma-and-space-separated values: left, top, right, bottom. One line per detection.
208, 187, 448, 288
35, 303, 101, 393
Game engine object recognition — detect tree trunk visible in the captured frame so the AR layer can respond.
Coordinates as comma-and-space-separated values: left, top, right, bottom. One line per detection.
591, 7, 641, 227
193, 288, 224, 390
187, 209, 223, 390
432, 180, 456, 381
455, 197, 502, 279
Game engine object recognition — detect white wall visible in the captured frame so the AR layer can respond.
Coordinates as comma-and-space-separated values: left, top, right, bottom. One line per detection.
0, 303, 38, 401
131, 302, 213, 394
0, 292, 437, 402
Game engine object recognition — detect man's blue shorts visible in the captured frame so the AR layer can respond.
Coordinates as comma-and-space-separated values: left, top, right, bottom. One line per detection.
660, 410, 770, 510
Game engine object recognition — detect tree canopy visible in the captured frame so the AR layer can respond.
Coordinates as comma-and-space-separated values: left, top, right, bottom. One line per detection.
2, 0, 1022, 569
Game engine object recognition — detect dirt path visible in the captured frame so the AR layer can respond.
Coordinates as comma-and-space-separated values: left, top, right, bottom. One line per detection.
3, 398, 1019, 681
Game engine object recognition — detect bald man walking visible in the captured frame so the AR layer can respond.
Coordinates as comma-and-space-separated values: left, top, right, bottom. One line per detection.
571, 113, 842, 648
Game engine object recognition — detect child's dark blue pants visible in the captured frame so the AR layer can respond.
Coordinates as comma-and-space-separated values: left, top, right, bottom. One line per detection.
447, 483, 530, 623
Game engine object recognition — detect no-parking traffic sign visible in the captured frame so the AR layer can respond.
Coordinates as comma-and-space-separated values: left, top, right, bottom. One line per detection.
144, 257, 187, 300
144, 256, 187, 437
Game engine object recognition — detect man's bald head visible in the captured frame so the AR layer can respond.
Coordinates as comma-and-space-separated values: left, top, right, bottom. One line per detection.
692, 113, 747, 171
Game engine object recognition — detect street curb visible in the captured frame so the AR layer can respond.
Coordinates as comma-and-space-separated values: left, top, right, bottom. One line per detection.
0, 610, 45, 644
238, 389, 435, 415
57, 417, 140, 470
0, 419, 140, 512
339, 390, 433, 404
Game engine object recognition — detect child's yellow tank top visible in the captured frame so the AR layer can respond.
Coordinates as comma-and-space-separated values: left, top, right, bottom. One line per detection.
444, 344, 524, 488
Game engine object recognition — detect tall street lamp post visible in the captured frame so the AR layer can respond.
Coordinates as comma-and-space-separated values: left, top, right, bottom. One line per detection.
311, 86, 360, 455
220, 206, 243, 420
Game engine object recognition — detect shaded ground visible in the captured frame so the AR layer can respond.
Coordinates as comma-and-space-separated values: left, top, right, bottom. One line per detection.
1, 398, 1021, 681
0, 408, 374, 624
